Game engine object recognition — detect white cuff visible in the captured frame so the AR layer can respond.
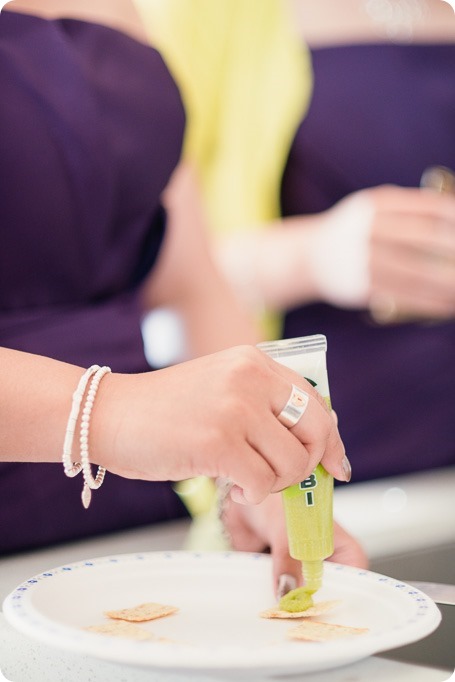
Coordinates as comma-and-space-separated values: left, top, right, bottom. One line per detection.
307, 193, 374, 308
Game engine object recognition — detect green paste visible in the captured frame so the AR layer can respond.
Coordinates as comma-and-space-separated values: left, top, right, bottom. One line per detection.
278, 586, 314, 613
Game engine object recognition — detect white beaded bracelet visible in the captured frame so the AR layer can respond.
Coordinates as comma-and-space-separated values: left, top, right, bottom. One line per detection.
62, 364, 111, 509
80, 365, 111, 509
62, 365, 100, 478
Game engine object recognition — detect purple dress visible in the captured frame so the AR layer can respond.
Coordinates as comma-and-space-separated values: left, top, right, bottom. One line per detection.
0, 11, 188, 553
282, 43, 455, 482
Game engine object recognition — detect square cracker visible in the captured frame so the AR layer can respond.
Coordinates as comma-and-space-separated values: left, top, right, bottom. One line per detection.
86, 621, 155, 640
105, 602, 178, 622
260, 600, 341, 619
288, 620, 369, 641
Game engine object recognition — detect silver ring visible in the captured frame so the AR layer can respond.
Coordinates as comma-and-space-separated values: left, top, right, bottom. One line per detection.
277, 384, 309, 428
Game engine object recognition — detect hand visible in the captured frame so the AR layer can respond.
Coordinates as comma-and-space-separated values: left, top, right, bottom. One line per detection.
366, 186, 455, 321
93, 345, 349, 503
307, 185, 455, 318
222, 492, 368, 597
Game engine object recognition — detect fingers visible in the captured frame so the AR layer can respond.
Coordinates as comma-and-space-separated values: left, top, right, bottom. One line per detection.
369, 184, 455, 225
368, 194, 455, 318
214, 440, 277, 506
211, 413, 309, 505
242, 403, 315, 493
371, 208, 455, 259
261, 353, 349, 485
211, 348, 349, 504
370, 238, 455, 317
226, 426, 312, 505
369, 186, 455, 265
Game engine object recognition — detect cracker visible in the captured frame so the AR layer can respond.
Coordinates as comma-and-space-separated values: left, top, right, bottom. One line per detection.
260, 600, 341, 619
105, 602, 178, 622
287, 620, 369, 641
86, 621, 155, 640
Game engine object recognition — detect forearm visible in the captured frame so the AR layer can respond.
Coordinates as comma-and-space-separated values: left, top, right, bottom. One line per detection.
215, 192, 376, 313
141, 161, 262, 358
0, 347, 98, 463
214, 217, 320, 313
177, 258, 262, 357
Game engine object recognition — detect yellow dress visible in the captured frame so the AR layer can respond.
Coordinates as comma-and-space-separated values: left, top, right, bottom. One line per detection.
134, 0, 312, 237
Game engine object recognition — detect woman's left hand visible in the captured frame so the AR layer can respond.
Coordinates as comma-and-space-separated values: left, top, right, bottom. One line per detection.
222, 491, 368, 598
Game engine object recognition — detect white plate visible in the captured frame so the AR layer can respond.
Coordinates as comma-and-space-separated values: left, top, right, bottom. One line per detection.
2, 551, 441, 676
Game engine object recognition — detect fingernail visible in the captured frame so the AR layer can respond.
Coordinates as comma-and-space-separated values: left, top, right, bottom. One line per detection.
276, 574, 297, 600
342, 455, 352, 482
229, 485, 248, 505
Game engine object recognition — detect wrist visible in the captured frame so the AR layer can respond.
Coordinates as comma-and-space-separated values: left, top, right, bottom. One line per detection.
306, 197, 373, 308
258, 219, 322, 308
83, 370, 119, 471
61, 364, 112, 508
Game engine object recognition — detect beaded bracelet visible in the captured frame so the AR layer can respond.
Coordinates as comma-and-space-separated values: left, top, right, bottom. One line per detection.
80, 365, 111, 509
62, 365, 100, 478
62, 365, 111, 509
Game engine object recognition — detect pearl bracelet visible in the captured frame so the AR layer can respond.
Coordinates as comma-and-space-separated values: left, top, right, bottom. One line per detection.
80, 365, 111, 509
62, 365, 100, 478
62, 365, 111, 509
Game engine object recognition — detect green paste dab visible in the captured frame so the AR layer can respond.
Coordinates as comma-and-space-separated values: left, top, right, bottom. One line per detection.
278, 586, 315, 613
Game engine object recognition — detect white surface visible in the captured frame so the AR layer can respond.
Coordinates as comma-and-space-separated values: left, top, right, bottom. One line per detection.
334, 467, 455, 558
2, 552, 441, 677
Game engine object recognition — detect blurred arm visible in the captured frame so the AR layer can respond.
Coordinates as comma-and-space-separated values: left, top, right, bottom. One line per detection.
141, 162, 262, 358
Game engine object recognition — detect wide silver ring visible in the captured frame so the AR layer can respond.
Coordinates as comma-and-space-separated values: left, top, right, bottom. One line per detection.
277, 384, 309, 428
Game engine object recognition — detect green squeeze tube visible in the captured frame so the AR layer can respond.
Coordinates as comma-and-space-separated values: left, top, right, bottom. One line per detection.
258, 335, 334, 594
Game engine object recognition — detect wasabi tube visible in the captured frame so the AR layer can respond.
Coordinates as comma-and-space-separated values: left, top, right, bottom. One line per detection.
258, 335, 334, 594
